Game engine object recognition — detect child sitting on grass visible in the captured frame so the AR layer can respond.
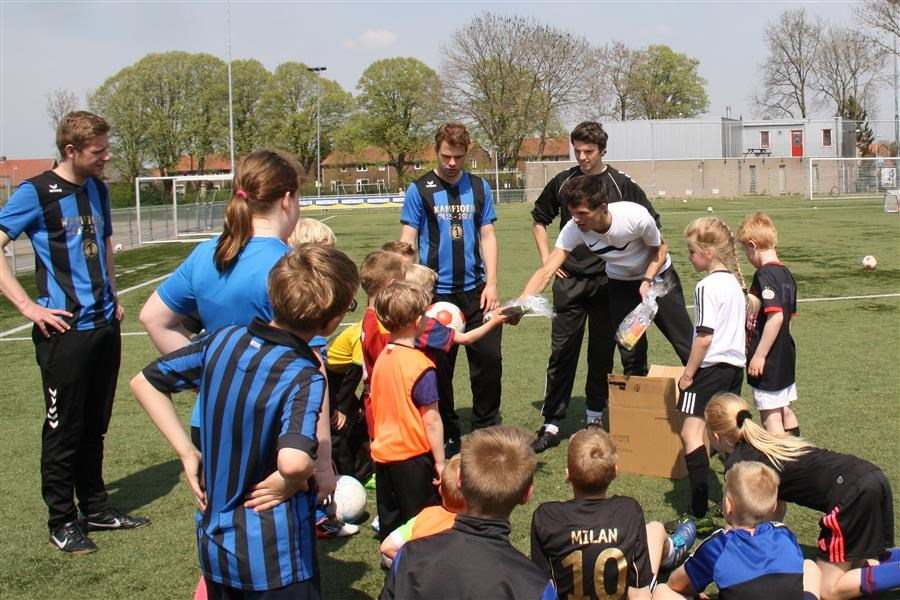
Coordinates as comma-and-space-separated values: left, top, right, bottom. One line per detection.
531, 425, 697, 600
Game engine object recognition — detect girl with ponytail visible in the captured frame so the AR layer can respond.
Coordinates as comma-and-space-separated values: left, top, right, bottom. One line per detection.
677, 217, 747, 519
707, 393, 898, 600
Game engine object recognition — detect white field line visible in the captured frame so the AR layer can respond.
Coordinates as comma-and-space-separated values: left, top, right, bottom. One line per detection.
0, 273, 172, 339
2, 291, 897, 342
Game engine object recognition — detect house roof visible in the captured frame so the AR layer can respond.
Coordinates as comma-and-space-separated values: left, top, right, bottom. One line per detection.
0, 158, 56, 184
156, 154, 234, 176
519, 136, 569, 158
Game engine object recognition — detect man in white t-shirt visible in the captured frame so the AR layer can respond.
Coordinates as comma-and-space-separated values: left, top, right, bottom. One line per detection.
520, 175, 692, 373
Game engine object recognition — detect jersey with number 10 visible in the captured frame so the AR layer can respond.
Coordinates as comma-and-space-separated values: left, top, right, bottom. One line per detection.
530, 496, 653, 600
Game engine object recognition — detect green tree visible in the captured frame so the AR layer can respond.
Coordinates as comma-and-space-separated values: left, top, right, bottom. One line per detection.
262, 63, 352, 177
356, 57, 442, 185
633, 45, 709, 119
842, 96, 875, 157
182, 53, 229, 172
230, 59, 271, 157
89, 66, 151, 181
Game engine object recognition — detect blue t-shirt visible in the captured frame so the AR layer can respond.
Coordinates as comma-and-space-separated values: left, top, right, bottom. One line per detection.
684, 522, 804, 599
158, 235, 290, 427
400, 172, 496, 294
0, 172, 115, 329
157, 236, 290, 331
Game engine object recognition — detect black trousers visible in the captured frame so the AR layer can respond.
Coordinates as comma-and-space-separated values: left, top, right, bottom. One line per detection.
33, 320, 121, 530
374, 454, 441, 542
204, 576, 320, 600
607, 266, 693, 376
540, 275, 612, 425
433, 285, 503, 431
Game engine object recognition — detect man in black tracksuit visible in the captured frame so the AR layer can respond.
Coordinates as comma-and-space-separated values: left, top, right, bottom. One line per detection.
530, 121, 677, 453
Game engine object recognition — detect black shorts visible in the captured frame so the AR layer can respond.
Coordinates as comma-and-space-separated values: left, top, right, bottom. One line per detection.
678, 364, 743, 417
818, 469, 895, 563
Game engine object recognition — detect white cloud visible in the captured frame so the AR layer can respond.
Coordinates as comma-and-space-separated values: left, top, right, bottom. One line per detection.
343, 29, 397, 50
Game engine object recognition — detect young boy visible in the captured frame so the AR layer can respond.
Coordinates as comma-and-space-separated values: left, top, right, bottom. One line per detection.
381, 426, 556, 600
531, 426, 697, 600
655, 461, 818, 600
131, 246, 359, 597
736, 212, 800, 435
380, 453, 465, 561
370, 282, 446, 542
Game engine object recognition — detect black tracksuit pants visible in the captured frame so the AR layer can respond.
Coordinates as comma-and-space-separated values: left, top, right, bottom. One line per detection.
33, 320, 120, 530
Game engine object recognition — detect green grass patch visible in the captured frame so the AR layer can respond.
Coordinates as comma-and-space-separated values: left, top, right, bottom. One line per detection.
1, 197, 898, 598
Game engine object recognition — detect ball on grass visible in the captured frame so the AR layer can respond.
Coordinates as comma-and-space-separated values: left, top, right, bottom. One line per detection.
333, 475, 367, 523
862, 255, 877, 270
706, 206, 713, 213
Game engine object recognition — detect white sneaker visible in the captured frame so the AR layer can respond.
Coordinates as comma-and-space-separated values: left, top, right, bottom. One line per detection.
371, 516, 380, 533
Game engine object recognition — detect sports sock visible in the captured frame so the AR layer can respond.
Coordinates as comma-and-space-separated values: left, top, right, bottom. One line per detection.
786, 426, 801, 437
878, 547, 900, 564
543, 423, 559, 436
860, 563, 900, 596
685, 447, 710, 518
660, 537, 677, 569
586, 409, 604, 423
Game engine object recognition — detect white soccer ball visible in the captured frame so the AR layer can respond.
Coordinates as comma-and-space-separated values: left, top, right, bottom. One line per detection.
333, 475, 367, 523
425, 301, 466, 333
706, 206, 713, 213
862, 255, 878, 270
113, 243, 123, 253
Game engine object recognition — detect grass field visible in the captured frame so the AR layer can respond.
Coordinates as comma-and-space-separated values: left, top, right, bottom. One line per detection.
1, 196, 898, 599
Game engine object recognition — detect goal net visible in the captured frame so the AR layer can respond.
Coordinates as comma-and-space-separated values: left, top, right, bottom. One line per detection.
808, 157, 898, 200
884, 189, 900, 213
134, 173, 234, 244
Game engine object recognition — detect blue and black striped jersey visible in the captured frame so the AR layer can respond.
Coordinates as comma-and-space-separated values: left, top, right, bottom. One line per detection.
401, 172, 496, 294
0, 171, 115, 329
142, 318, 324, 591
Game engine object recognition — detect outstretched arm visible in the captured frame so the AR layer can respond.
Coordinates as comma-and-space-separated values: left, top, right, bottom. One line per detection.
520, 247, 569, 298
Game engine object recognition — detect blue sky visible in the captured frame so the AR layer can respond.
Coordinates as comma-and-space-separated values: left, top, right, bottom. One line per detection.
0, 0, 894, 158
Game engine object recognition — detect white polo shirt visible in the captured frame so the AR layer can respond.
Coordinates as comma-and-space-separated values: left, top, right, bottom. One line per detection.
694, 270, 746, 368
555, 202, 672, 281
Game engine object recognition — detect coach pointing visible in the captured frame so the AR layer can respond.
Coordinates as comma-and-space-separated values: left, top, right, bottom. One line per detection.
400, 123, 502, 445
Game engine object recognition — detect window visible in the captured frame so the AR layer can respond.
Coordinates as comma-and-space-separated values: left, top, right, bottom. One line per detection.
330, 181, 338, 191
356, 164, 368, 172
378, 164, 387, 171
356, 179, 369, 192
471, 159, 477, 169
749, 165, 757, 194
414, 161, 423, 171
760, 131, 770, 148
339, 166, 347, 173
822, 129, 832, 147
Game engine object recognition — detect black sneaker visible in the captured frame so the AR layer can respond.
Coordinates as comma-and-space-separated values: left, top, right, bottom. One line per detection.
530, 427, 560, 454
444, 438, 461, 459
49, 520, 97, 555
84, 508, 150, 531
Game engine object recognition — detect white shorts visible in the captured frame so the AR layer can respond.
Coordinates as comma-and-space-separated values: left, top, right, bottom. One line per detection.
750, 383, 798, 410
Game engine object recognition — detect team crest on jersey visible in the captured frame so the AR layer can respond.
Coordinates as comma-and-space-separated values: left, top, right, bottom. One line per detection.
762, 287, 776, 300
451, 224, 464, 240
83, 239, 99, 259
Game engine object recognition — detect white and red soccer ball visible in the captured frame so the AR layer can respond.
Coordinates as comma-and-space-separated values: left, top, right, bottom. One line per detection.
862, 255, 878, 270
425, 301, 466, 333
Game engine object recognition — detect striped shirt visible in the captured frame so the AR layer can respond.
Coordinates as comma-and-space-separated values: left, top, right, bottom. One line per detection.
0, 171, 115, 329
142, 318, 324, 591
401, 172, 497, 294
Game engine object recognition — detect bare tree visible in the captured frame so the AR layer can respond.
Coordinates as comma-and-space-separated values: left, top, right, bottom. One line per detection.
754, 8, 823, 118
441, 13, 589, 167
46, 88, 79, 135
591, 42, 646, 120
815, 25, 887, 116
854, 0, 899, 55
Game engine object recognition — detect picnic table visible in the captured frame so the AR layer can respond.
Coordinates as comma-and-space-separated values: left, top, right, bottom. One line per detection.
743, 148, 772, 157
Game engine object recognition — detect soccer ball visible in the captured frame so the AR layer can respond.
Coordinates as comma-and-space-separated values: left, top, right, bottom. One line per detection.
862, 255, 877, 270
425, 301, 466, 333
706, 206, 713, 213
113, 243, 123, 253
333, 475, 367, 523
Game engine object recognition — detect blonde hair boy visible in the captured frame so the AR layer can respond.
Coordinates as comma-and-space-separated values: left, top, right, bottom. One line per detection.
460, 426, 536, 519
288, 217, 336, 248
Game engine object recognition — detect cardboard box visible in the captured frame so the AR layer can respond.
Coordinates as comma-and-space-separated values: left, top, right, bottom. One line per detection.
608, 365, 688, 479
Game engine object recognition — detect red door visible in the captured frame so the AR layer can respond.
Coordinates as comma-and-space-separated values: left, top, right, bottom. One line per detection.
791, 130, 803, 157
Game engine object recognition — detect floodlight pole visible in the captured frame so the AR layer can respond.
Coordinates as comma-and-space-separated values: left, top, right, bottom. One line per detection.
492, 146, 500, 203
226, 0, 235, 172
308, 66, 326, 196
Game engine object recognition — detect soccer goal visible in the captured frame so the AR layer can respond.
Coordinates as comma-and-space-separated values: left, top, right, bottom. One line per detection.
134, 173, 233, 244
884, 189, 900, 213
808, 157, 898, 200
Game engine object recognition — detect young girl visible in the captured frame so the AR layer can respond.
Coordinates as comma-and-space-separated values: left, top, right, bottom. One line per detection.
706, 393, 899, 600
680, 217, 747, 518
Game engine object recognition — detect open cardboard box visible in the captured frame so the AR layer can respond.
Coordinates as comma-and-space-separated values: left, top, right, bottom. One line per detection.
608, 365, 689, 479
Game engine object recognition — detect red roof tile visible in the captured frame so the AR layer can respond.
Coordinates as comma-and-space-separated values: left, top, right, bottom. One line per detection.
0, 158, 56, 184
